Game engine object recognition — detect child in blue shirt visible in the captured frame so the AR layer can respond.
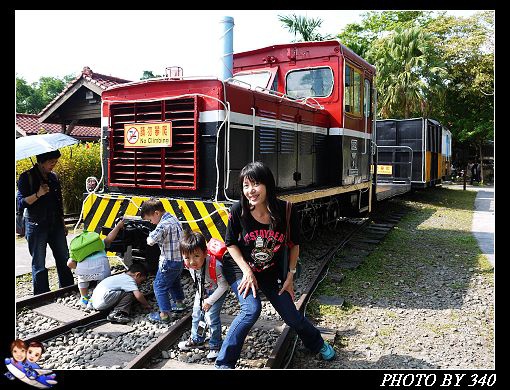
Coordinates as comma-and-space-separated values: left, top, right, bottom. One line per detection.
177, 231, 229, 360
141, 198, 186, 323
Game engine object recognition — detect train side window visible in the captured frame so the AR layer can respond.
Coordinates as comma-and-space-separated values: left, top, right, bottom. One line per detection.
364, 79, 371, 117
285, 67, 334, 99
344, 63, 362, 117
345, 66, 352, 112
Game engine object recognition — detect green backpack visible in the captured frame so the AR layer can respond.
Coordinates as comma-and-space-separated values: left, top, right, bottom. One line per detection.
69, 231, 105, 262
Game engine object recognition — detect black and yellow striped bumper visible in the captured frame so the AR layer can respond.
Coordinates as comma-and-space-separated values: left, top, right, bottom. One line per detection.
83, 194, 231, 242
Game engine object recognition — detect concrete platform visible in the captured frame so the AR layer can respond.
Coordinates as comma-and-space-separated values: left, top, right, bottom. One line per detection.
317, 295, 345, 307
15, 231, 80, 276
91, 350, 135, 367
220, 314, 285, 333
472, 189, 495, 267
376, 182, 412, 201
32, 302, 87, 323
153, 358, 215, 369
442, 183, 494, 267
92, 323, 135, 337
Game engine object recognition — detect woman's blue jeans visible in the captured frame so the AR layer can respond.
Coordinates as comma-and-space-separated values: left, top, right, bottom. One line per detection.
191, 291, 227, 349
153, 260, 184, 313
215, 276, 324, 368
25, 218, 74, 295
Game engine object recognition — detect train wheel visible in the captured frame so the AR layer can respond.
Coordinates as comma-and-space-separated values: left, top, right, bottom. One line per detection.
300, 206, 317, 241
327, 199, 340, 230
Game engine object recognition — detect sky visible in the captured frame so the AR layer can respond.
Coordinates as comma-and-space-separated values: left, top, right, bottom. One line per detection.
15, 10, 482, 84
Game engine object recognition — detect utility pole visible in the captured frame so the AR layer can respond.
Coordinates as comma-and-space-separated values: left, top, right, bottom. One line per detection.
463, 163, 467, 190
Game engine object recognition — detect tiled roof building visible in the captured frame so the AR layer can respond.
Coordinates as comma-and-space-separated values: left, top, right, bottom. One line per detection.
16, 113, 100, 140
35, 66, 131, 133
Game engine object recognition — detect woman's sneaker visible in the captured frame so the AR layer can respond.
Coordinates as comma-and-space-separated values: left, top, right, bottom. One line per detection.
178, 337, 205, 351
319, 341, 336, 361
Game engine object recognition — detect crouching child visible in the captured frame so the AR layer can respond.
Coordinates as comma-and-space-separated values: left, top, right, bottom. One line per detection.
90, 263, 151, 324
67, 219, 126, 307
177, 232, 229, 360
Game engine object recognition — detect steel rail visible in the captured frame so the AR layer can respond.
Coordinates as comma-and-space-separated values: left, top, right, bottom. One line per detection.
16, 270, 125, 312
24, 311, 108, 345
125, 313, 192, 369
16, 285, 80, 311
265, 218, 370, 368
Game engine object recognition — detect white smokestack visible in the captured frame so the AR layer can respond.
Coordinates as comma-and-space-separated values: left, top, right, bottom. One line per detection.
218, 16, 234, 80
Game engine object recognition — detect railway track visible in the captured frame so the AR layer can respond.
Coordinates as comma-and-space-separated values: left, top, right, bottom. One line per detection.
15, 205, 409, 370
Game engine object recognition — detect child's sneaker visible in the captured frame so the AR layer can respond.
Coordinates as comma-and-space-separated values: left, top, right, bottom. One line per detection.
107, 311, 131, 324
171, 302, 186, 313
206, 348, 220, 360
80, 296, 90, 307
319, 341, 336, 361
147, 311, 171, 323
177, 337, 205, 351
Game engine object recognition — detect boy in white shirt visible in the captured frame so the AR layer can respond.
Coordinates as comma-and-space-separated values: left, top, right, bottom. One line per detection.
177, 232, 228, 360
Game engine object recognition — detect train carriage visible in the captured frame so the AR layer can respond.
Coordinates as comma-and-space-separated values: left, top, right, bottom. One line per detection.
375, 118, 444, 189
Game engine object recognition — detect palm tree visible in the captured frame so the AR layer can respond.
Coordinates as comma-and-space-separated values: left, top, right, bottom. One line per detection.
278, 14, 333, 42
368, 26, 446, 118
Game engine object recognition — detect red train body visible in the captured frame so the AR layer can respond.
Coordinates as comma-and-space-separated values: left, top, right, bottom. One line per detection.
85, 40, 377, 241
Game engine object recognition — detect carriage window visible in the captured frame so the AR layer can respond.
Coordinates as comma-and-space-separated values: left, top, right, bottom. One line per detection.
345, 64, 362, 116
285, 67, 333, 99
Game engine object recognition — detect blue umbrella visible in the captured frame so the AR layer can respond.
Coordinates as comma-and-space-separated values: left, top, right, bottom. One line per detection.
15, 133, 79, 161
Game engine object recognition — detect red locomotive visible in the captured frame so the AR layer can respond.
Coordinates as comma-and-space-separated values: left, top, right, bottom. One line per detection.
84, 38, 377, 243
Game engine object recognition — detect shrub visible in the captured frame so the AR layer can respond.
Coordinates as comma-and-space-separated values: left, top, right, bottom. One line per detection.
15, 142, 102, 214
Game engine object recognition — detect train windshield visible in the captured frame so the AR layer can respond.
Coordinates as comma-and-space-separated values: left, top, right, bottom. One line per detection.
285, 67, 334, 99
231, 71, 273, 90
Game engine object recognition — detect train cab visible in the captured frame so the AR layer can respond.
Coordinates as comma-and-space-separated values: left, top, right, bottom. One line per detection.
230, 40, 376, 201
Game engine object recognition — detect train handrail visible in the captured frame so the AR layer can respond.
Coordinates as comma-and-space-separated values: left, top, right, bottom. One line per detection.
375, 145, 413, 184
225, 78, 324, 110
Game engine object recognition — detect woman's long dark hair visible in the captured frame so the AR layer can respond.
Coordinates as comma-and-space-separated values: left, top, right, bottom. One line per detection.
239, 161, 282, 228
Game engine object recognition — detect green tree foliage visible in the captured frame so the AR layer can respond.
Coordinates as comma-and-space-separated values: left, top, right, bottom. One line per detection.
16, 143, 102, 213
367, 26, 447, 119
426, 11, 494, 172
278, 14, 333, 42
337, 11, 434, 58
337, 11, 493, 161
16, 74, 76, 114
141, 70, 162, 80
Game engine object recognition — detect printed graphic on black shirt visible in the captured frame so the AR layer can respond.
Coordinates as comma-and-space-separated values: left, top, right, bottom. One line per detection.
245, 229, 285, 271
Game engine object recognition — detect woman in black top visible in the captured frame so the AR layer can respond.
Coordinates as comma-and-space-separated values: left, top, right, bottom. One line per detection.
215, 161, 335, 369
17, 150, 74, 295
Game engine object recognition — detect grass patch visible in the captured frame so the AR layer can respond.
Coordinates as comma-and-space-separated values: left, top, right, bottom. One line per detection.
316, 187, 492, 309
422, 322, 457, 335
306, 298, 358, 319
378, 325, 394, 337
386, 311, 398, 319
